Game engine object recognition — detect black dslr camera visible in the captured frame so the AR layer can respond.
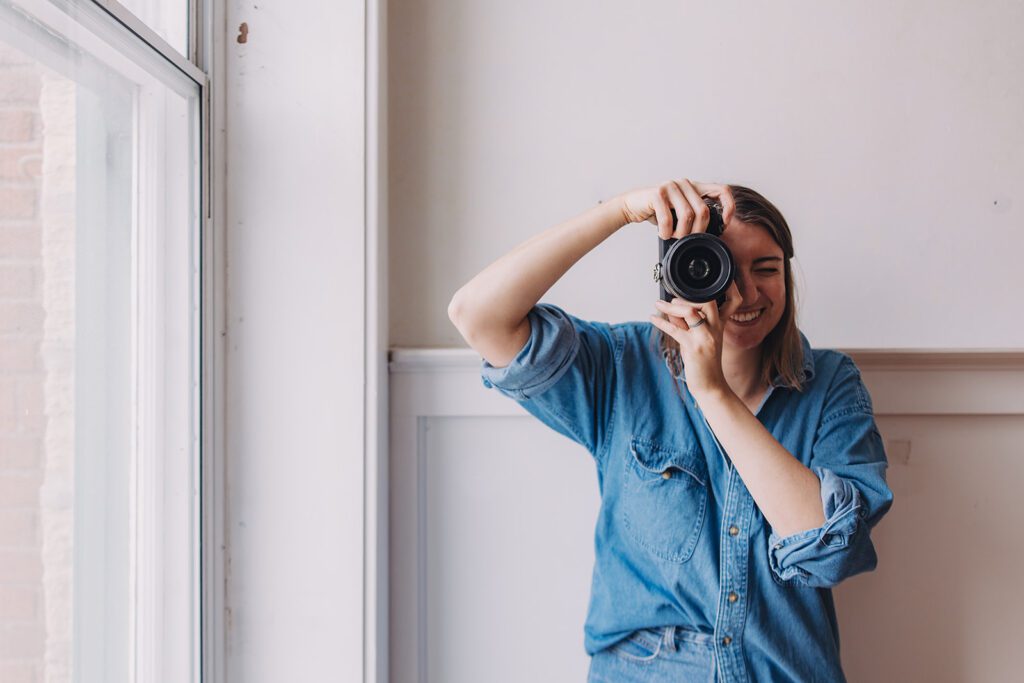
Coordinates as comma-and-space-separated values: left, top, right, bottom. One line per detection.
653, 198, 732, 307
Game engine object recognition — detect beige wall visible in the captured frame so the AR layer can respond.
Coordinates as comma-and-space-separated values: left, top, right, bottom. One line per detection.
388, 0, 1024, 350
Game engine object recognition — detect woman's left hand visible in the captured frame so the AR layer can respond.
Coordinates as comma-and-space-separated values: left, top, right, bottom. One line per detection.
651, 281, 743, 399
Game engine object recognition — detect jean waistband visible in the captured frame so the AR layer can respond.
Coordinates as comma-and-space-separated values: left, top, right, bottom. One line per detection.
656, 625, 716, 651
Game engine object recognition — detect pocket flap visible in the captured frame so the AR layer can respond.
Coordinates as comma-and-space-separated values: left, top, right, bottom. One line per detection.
628, 436, 707, 487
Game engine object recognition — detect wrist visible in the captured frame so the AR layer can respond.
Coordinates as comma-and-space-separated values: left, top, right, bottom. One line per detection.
691, 384, 736, 407
609, 193, 630, 227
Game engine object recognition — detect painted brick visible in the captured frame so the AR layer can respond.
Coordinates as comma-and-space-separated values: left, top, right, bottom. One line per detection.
0, 510, 37, 547
0, 303, 43, 334
0, 437, 39, 470
0, 341, 37, 373
0, 384, 13, 431
0, 661, 39, 683
0, 585, 39, 620
0, 112, 36, 143
14, 382, 43, 433
0, 622, 43, 658
0, 551, 40, 582
0, 265, 34, 297
0, 225, 40, 257
0, 188, 37, 220
0, 149, 42, 182
0, 475, 39, 507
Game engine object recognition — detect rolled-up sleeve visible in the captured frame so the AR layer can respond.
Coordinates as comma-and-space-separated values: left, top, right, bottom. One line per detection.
768, 356, 895, 588
480, 303, 619, 459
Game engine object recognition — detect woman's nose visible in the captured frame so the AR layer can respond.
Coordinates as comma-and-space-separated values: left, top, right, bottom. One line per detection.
735, 274, 758, 305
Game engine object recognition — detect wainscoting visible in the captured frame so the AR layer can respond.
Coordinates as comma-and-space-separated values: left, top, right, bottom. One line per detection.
389, 347, 1024, 683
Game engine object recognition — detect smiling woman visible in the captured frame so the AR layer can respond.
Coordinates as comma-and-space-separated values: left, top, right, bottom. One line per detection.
655, 185, 805, 406
452, 178, 893, 683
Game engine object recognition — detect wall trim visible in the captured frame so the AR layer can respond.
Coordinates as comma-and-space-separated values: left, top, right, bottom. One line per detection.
389, 347, 1024, 417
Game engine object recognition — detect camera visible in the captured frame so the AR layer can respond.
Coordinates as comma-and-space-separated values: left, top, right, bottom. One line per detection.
653, 198, 732, 307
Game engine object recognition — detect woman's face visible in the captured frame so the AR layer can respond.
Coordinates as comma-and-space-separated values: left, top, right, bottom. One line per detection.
718, 219, 787, 351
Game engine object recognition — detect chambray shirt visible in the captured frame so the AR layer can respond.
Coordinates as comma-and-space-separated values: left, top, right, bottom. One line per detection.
479, 303, 894, 683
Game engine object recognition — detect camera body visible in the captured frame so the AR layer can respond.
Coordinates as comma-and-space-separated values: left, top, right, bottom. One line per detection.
654, 199, 733, 307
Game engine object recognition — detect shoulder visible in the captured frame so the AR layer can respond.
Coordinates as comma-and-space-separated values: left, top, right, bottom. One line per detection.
809, 347, 874, 415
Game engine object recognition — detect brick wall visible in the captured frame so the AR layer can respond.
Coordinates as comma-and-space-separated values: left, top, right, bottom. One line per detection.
1, 43, 74, 683
1, 42, 46, 683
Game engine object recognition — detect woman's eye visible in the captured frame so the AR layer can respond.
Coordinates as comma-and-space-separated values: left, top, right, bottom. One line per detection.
756, 269, 778, 274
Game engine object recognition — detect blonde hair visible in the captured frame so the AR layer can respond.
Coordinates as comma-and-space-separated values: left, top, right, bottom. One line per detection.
648, 184, 807, 398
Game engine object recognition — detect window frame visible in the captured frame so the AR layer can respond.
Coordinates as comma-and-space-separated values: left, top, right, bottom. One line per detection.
0, 0, 219, 680
81, 2, 222, 682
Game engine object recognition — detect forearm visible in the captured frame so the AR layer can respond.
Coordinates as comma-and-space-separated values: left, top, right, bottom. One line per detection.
449, 198, 627, 331
696, 389, 826, 538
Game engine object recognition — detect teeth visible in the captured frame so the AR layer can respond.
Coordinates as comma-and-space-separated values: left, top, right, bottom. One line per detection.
730, 309, 763, 323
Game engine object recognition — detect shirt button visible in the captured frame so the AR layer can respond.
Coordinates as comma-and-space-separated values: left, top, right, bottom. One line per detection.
728, 525, 739, 536
722, 636, 732, 646
662, 471, 672, 479
728, 592, 738, 603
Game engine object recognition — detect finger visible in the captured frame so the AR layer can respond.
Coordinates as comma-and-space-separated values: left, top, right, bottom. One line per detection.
654, 298, 701, 320
650, 313, 686, 341
693, 182, 736, 226
652, 307, 690, 331
678, 179, 712, 233
664, 182, 694, 239
668, 313, 690, 332
652, 190, 674, 240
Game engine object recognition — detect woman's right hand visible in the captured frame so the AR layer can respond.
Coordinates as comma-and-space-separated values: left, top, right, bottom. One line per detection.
616, 179, 736, 240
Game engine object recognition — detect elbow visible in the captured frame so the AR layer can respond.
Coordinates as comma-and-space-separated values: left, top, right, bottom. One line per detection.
447, 293, 462, 325
448, 291, 482, 343
447, 291, 472, 335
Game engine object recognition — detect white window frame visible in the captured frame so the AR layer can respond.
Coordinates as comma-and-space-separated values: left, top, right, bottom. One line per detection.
0, 1, 218, 680
76, 2, 221, 681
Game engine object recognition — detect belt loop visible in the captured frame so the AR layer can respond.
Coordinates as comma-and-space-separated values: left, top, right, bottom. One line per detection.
664, 625, 677, 652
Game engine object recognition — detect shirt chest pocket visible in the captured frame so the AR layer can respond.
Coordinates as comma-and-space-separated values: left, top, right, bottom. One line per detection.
620, 435, 709, 564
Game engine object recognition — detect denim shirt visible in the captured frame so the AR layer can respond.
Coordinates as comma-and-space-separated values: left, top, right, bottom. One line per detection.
479, 303, 894, 683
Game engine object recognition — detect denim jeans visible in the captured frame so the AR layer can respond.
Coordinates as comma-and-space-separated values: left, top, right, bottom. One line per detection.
587, 626, 717, 683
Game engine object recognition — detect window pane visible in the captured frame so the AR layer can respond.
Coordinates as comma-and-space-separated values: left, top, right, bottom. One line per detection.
0, 0, 200, 681
116, 0, 189, 56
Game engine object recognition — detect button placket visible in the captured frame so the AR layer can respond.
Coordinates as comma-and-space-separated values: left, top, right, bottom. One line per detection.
716, 473, 754, 683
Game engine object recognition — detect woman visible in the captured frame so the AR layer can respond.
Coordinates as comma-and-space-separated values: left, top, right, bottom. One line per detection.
447, 179, 894, 683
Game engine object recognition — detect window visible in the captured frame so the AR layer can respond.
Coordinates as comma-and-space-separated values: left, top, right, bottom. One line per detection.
0, 0, 204, 680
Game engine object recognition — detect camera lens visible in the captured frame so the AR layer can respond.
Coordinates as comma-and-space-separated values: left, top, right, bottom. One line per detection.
661, 235, 734, 304
672, 245, 721, 288
656, 200, 733, 305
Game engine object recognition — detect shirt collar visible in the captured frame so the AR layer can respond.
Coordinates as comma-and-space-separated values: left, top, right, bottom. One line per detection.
662, 329, 816, 389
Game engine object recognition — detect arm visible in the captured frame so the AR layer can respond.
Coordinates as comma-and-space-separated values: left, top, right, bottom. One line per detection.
696, 389, 827, 538
699, 358, 893, 589
447, 199, 627, 368
448, 178, 735, 367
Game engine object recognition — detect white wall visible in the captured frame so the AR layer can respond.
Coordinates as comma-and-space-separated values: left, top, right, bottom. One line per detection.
389, 0, 1024, 351
224, 1, 368, 681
